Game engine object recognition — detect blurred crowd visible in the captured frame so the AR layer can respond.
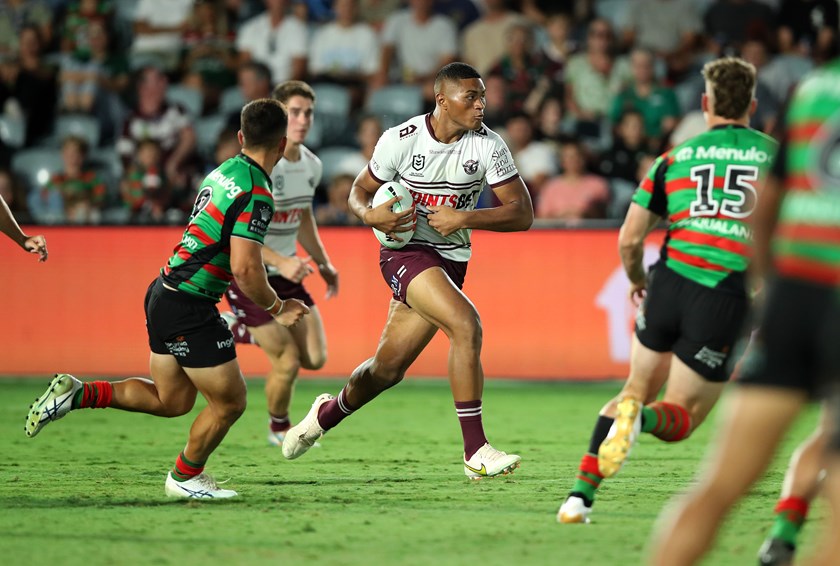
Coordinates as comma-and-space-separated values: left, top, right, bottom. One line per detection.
0, 0, 835, 226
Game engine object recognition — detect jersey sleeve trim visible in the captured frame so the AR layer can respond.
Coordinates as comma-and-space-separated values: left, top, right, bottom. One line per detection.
648, 157, 670, 217
489, 173, 520, 189
230, 233, 265, 245
368, 163, 387, 184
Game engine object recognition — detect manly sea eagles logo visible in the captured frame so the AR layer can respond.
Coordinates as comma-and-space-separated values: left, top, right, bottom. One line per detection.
412, 154, 426, 171
463, 159, 479, 175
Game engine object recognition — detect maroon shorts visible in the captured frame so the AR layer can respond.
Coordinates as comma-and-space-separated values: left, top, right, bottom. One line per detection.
379, 244, 468, 306
225, 274, 315, 328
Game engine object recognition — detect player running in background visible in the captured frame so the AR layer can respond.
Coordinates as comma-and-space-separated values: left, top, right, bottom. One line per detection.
649, 57, 840, 566
1, 194, 47, 261
223, 80, 339, 447
557, 57, 778, 523
282, 62, 534, 478
757, 410, 828, 565
24, 99, 310, 498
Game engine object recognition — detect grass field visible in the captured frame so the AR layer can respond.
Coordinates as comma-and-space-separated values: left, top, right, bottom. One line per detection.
0, 377, 822, 566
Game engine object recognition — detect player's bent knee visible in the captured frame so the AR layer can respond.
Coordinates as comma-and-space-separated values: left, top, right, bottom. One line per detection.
301, 350, 327, 371
448, 313, 482, 349
158, 393, 196, 418
216, 399, 246, 424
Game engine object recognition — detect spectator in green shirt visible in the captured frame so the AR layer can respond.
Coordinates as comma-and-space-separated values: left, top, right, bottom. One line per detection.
609, 48, 680, 145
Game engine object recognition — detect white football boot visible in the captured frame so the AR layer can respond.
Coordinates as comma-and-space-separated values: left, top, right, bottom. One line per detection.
598, 396, 643, 478
463, 443, 521, 479
557, 495, 592, 524
267, 426, 320, 449
281, 393, 333, 459
164, 472, 237, 499
25, 373, 83, 438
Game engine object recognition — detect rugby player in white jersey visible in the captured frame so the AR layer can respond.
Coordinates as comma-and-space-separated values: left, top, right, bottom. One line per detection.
282, 62, 534, 478
224, 81, 339, 446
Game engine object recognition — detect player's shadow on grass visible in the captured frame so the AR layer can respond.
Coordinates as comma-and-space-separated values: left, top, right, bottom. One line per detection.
257, 476, 420, 486
0, 496, 246, 508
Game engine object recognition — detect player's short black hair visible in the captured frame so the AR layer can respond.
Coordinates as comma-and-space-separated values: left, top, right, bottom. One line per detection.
240, 98, 287, 150
434, 62, 482, 94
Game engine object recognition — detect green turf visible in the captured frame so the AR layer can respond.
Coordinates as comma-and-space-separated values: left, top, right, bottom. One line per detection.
0, 378, 822, 565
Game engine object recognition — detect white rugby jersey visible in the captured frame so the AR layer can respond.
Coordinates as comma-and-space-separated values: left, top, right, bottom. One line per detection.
264, 145, 322, 270
368, 114, 520, 261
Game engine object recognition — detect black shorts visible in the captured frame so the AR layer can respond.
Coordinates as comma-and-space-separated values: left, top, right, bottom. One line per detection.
737, 277, 840, 399
635, 263, 749, 382
144, 277, 236, 368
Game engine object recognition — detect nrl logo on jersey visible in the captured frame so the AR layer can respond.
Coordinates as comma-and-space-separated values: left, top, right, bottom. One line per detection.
272, 174, 284, 194
463, 160, 479, 175
412, 154, 426, 170
399, 125, 418, 139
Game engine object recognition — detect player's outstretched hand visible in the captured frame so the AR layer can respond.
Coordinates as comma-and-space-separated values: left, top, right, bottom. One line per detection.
24, 235, 48, 262
274, 298, 310, 327
318, 262, 339, 299
364, 196, 415, 242
278, 255, 314, 283
427, 205, 462, 237
629, 280, 646, 306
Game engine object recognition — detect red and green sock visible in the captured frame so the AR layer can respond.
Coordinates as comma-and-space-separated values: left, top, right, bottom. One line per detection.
769, 496, 809, 546
71, 381, 113, 410
568, 414, 614, 505
171, 451, 205, 482
570, 453, 604, 505
640, 401, 691, 442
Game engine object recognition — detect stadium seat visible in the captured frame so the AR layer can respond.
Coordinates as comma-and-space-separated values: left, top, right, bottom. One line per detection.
194, 113, 229, 159
113, 0, 139, 49
88, 147, 124, 204
607, 178, 637, 220
0, 114, 25, 148
595, 0, 631, 30
11, 147, 65, 192
313, 83, 351, 119
166, 85, 203, 117
55, 113, 101, 147
312, 83, 352, 143
219, 86, 245, 116
366, 85, 425, 129
318, 145, 363, 184
304, 118, 324, 149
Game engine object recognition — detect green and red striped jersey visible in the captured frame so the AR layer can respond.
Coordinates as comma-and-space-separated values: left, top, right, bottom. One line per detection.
772, 58, 840, 286
162, 153, 274, 301
633, 124, 778, 291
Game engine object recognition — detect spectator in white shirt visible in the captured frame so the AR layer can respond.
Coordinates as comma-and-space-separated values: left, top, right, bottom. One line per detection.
374, 0, 457, 99
503, 112, 558, 198
131, 0, 194, 71
236, 0, 308, 85
309, 0, 379, 105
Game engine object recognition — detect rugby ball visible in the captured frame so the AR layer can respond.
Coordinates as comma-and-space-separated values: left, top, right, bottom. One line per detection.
371, 181, 415, 249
